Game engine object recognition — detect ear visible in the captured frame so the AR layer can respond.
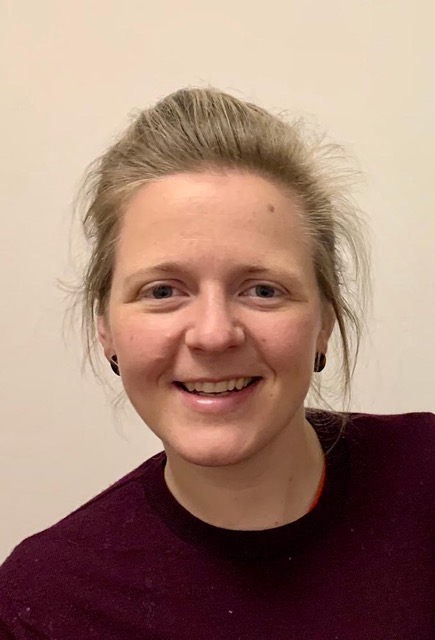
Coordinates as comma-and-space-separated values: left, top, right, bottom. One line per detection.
96, 314, 115, 361
318, 302, 336, 354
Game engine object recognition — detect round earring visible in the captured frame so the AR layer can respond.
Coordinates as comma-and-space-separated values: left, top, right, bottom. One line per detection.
110, 355, 120, 376
314, 352, 326, 373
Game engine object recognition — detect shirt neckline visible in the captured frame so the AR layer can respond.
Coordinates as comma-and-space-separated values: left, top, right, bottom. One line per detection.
142, 410, 350, 561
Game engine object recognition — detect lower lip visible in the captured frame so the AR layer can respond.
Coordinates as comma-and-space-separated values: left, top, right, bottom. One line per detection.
173, 379, 262, 414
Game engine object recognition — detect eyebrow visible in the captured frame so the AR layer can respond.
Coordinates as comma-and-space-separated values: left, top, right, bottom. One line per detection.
123, 261, 304, 288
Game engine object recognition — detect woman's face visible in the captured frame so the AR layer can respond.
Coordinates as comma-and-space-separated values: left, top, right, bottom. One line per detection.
98, 170, 334, 467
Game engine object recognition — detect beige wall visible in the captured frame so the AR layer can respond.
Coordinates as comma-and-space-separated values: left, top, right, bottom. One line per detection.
1, 1, 434, 562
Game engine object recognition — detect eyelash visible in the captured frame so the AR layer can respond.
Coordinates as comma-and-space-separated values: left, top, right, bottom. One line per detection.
138, 283, 284, 301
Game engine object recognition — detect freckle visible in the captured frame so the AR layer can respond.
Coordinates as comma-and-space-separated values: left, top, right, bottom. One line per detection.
268, 203, 275, 212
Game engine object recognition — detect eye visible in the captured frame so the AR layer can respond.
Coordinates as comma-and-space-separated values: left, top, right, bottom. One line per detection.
139, 283, 183, 299
138, 282, 284, 301
243, 284, 283, 299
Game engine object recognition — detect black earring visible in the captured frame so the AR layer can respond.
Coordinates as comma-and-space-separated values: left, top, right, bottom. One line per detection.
110, 355, 120, 376
314, 352, 326, 373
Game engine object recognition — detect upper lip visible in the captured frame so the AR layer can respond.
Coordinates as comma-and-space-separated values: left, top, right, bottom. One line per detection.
175, 375, 261, 383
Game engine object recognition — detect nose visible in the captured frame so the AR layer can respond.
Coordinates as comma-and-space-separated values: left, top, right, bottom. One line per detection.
184, 290, 245, 353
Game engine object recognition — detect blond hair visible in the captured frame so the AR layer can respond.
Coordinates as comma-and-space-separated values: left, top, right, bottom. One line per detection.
72, 86, 370, 411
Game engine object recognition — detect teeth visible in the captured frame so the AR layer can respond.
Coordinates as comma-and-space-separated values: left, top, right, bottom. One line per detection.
184, 377, 253, 393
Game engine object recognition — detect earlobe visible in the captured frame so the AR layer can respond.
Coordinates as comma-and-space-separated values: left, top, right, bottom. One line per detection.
96, 314, 114, 360
324, 302, 336, 336
319, 303, 336, 353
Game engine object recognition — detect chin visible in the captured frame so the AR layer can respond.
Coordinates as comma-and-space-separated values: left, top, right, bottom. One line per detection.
163, 429, 264, 469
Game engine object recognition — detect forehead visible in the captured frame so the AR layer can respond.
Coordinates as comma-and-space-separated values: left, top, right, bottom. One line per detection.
116, 171, 312, 271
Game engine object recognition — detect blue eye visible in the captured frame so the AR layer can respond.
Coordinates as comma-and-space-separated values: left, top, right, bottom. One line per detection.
139, 283, 282, 300
245, 284, 282, 299
143, 284, 179, 299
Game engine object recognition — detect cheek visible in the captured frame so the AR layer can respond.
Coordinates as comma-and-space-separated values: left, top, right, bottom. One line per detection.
111, 315, 174, 379
111, 307, 319, 378
262, 313, 318, 369
267, 310, 318, 344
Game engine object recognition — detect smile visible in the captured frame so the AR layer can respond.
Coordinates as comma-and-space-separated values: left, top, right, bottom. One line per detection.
175, 377, 261, 395
173, 377, 262, 414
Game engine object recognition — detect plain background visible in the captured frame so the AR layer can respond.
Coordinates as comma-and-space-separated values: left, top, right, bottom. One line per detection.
1, 1, 434, 563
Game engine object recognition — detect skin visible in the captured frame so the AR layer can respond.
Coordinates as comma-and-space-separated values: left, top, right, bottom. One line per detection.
98, 170, 335, 530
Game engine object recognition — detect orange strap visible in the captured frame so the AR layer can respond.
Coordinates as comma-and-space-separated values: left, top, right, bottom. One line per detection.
308, 458, 326, 512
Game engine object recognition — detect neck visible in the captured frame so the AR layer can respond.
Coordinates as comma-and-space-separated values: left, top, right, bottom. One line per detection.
163, 411, 325, 531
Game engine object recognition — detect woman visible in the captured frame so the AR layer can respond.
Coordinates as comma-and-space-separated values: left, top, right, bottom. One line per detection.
0, 87, 433, 639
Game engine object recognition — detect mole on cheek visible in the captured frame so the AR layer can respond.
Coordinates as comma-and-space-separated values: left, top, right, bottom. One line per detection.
268, 204, 275, 212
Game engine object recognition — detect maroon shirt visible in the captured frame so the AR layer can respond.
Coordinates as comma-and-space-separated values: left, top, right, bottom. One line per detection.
0, 411, 434, 639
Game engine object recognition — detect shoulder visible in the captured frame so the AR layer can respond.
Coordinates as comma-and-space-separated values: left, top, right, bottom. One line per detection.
347, 410, 435, 429
0, 450, 165, 617
310, 409, 435, 497
309, 409, 435, 452
307, 410, 435, 534
345, 411, 435, 450
343, 411, 435, 505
